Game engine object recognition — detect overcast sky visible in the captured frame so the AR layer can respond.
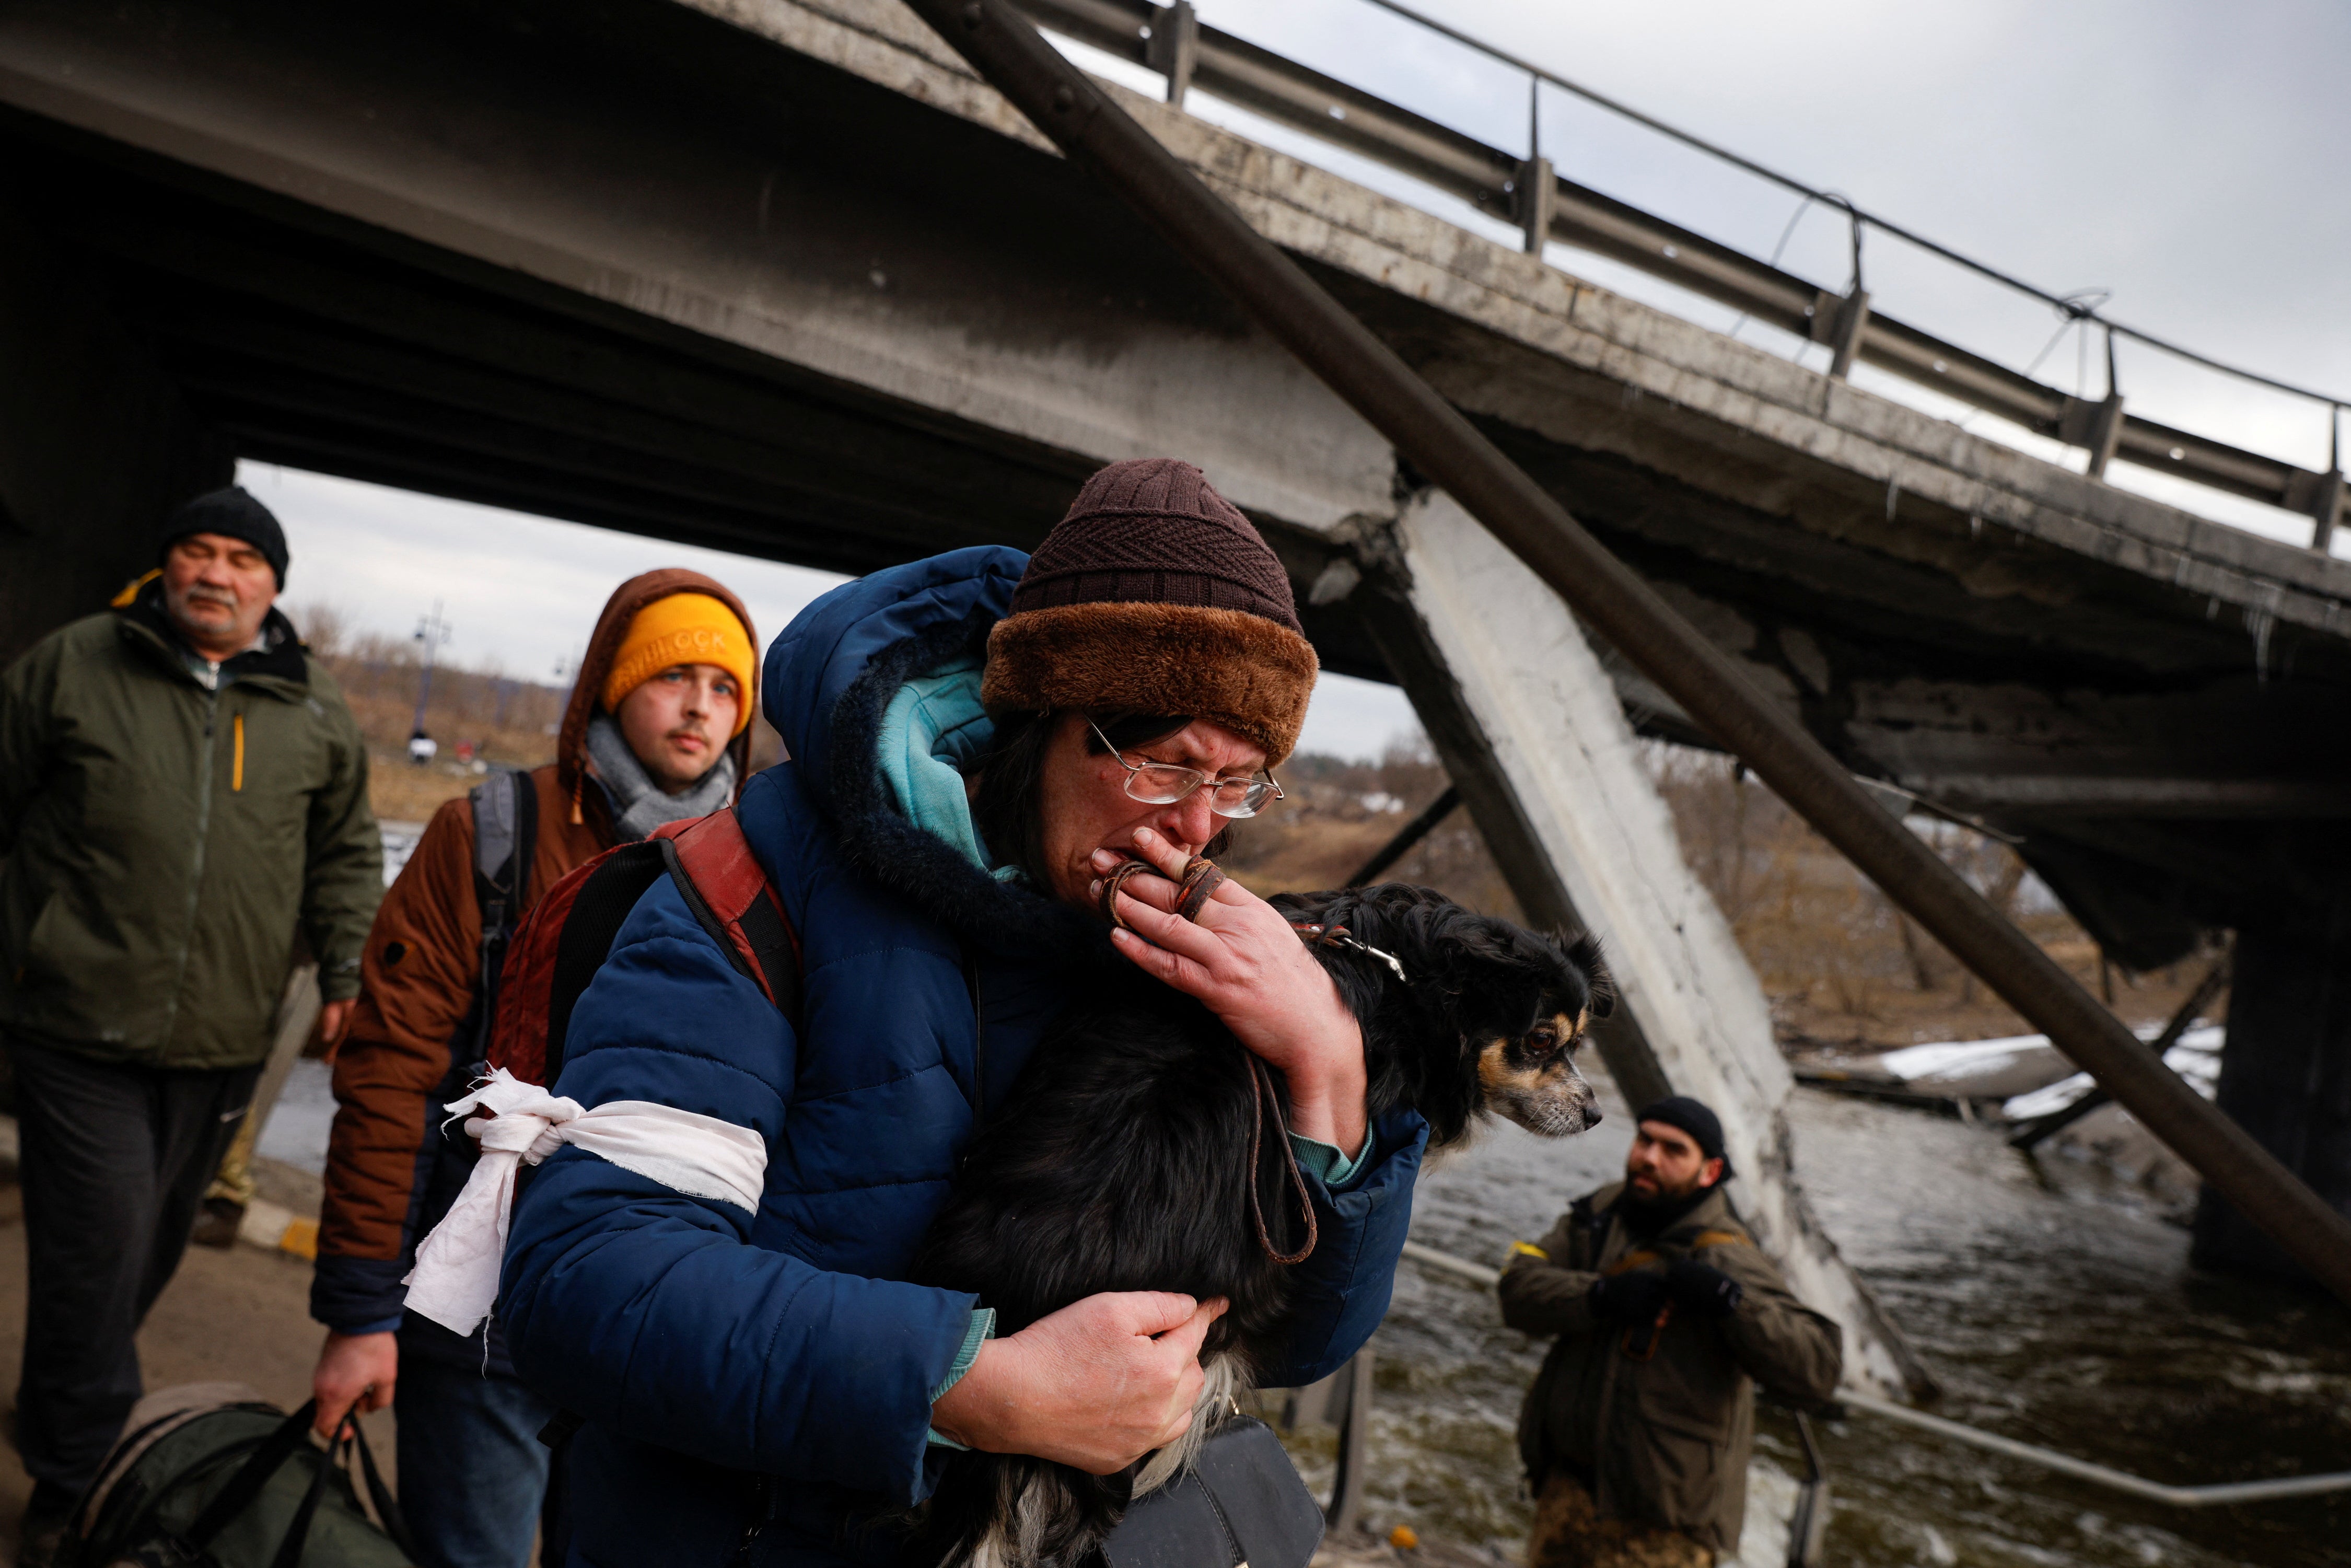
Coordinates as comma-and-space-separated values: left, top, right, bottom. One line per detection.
262, 0, 2351, 760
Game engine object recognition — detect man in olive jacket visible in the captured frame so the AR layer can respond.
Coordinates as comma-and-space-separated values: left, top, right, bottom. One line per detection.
0, 487, 381, 1559
1499, 1097, 1842, 1568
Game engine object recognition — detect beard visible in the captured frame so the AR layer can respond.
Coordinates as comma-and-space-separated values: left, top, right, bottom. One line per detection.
1617, 1178, 1712, 1238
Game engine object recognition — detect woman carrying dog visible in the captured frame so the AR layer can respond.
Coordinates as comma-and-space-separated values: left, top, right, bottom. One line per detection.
498, 460, 1427, 1566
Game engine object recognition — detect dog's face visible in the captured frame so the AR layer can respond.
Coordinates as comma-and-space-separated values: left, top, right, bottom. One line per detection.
1274, 885, 1612, 1146
1420, 918, 1609, 1139
1473, 991, 1604, 1137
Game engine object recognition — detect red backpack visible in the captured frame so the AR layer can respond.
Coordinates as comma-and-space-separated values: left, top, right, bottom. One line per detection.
488, 807, 801, 1087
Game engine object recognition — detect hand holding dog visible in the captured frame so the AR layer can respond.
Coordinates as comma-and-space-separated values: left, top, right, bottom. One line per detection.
1093, 828, 1369, 1156
930, 1292, 1226, 1473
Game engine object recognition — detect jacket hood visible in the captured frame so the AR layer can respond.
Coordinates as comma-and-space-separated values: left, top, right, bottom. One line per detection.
558, 568, 762, 828
762, 547, 1110, 962
763, 548, 1024, 782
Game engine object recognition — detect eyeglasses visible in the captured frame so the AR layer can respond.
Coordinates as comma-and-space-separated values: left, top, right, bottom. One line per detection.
1089, 721, 1285, 819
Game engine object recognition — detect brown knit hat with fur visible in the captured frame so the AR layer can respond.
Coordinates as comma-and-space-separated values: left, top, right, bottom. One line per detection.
982, 459, 1318, 763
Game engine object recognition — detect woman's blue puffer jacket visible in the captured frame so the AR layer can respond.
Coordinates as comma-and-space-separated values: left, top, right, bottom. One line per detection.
500, 547, 1429, 1568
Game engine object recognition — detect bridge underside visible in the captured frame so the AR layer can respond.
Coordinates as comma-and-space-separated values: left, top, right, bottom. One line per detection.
4, 0, 2348, 1280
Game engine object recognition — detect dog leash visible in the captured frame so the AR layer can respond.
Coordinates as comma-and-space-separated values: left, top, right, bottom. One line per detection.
1097, 854, 1228, 928
1244, 1049, 1318, 1265
1099, 855, 1410, 988
1288, 921, 1409, 985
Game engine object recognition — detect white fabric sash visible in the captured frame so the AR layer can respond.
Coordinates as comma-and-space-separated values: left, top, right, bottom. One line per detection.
401, 1067, 769, 1336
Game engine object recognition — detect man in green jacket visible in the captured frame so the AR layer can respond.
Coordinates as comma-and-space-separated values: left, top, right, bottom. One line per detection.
0, 487, 382, 1562
1499, 1097, 1842, 1568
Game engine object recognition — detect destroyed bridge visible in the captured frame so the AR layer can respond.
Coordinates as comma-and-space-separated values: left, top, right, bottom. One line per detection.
4, 0, 2348, 1391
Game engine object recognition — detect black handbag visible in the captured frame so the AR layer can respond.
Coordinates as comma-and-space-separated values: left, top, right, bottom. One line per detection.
1096, 1419, 1324, 1568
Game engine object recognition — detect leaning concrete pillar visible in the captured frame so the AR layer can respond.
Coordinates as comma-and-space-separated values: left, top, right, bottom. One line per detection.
1355, 488, 1934, 1398
2191, 907, 2351, 1280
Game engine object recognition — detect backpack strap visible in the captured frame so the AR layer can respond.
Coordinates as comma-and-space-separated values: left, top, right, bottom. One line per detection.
655, 808, 803, 1030
492, 807, 802, 1091
538, 842, 670, 1085
468, 768, 539, 1057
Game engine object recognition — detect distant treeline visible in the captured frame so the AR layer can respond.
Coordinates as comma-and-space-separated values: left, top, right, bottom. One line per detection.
289, 603, 571, 768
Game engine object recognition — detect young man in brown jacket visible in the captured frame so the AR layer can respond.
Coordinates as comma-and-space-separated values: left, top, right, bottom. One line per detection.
307, 570, 759, 1568
1499, 1097, 1843, 1568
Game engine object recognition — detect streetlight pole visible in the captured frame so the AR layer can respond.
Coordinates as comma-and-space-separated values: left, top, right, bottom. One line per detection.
410, 601, 451, 760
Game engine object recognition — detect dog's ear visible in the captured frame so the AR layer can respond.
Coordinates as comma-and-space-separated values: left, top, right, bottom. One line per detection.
1562, 931, 1615, 1019
1418, 912, 1557, 1040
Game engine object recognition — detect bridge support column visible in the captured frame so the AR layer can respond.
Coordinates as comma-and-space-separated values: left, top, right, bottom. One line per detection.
2192, 903, 2351, 1282
0, 182, 228, 664
1354, 489, 1934, 1397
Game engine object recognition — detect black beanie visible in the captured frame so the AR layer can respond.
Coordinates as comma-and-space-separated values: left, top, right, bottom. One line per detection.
1636, 1096, 1733, 1178
160, 486, 289, 588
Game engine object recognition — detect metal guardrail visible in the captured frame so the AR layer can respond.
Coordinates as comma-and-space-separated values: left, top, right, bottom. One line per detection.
1837, 1391, 2351, 1508
1393, 1241, 2351, 1509
1019, 0, 2349, 553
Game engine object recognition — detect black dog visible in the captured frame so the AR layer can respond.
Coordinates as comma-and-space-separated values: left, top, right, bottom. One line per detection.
906, 881, 1612, 1568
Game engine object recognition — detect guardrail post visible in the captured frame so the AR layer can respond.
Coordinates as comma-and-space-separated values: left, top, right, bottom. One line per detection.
2059, 391, 2128, 479
2306, 470, 2343, 553
1822, 287, 1870, 380
2310, 405, 2344, 552
2083, 392, 2126, 479
1146, 0, 1197, 109
1514, 155, 1555, 255
2082, 328, 2128, 479
1325, 1347, 1371, 1533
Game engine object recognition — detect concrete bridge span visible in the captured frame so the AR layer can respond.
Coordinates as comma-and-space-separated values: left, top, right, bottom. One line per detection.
2, 0, 2346, 1345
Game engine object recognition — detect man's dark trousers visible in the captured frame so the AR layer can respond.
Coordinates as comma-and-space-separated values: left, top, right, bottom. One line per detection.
8, 1038, 258, 1493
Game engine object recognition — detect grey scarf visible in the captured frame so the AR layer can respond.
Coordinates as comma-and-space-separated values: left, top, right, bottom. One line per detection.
586, 713, 738, 841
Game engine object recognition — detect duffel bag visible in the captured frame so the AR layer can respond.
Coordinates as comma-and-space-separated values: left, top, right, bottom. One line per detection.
66, 1381, 414, 1567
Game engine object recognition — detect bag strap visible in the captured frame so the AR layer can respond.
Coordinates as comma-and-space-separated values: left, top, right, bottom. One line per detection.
343, 1408, 415, 1560
656, 808, 802, 1030
265, 1440, 335, 1568
181, 1402, 319, 1551
469, 768, 538, 1056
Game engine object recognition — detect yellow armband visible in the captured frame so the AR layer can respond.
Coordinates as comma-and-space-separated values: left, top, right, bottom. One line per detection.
1510, 1240, 1551, 1261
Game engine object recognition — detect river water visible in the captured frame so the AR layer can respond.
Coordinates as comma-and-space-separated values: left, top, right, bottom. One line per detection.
1306, 1068, 2350, 1567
